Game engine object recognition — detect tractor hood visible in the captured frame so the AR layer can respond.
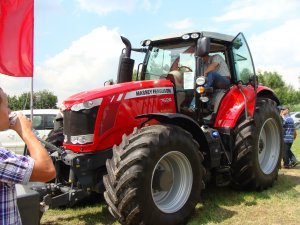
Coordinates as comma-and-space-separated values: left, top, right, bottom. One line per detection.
62, 80, 174, 110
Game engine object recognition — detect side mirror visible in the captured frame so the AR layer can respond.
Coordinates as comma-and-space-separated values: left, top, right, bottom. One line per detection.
196, 37, 210, 57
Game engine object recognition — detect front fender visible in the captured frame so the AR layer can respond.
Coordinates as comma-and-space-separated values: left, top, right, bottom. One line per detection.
136, 113, 223, 168
214, 85, 256, 128
136, 113, 205, 146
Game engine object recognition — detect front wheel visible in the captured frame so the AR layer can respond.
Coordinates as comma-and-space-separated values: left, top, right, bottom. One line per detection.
103, 124, 205, 225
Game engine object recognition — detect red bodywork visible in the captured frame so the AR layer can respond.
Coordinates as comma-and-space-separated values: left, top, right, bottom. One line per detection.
213, 85, 275, 128
62, 80, 274, 153
63, 80, 176, 152
213, 85, 256, 128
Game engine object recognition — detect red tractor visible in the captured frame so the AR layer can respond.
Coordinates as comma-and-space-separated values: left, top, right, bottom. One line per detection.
39, 31, 283, 225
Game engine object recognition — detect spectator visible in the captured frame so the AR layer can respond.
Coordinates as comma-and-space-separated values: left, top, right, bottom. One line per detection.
280, 105, 299, 168
0, 87, 56, 225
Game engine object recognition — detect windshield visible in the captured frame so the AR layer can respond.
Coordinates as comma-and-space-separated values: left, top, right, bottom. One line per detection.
144, 43, 195, 80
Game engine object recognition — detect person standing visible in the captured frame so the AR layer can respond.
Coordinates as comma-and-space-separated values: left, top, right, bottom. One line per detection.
0, 88, 56, 225
280, 105, 298, 168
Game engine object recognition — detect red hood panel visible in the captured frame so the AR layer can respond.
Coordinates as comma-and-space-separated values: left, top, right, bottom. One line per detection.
63, 80, 173, 109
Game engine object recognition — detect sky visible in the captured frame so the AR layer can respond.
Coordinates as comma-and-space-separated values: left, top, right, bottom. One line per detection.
1, 0, 300, 105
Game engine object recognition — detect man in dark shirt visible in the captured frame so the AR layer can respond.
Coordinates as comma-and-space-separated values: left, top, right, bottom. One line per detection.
280, 105, 298, 168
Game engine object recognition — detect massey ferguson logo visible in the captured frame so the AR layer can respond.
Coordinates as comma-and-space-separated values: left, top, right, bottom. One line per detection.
125, 87, 174, 99
136, 88, 172, 96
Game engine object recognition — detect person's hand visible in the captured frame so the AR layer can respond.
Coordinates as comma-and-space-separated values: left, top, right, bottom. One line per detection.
10, 113, 33, 138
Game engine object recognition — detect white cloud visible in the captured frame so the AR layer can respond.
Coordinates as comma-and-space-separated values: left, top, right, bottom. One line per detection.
0, 26, 124, 105
75, 0, 138, 14
214, 0, 300, 22
75, 0, 162, 14
166, 18, 194, 30
142, 0, 162, 12
249, 19, 300, 89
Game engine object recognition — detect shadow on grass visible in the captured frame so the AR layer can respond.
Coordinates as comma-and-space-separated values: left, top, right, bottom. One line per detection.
41, 170, 300, 225
41, 194, 118, 225
41, 207, 116, 225
188, 170, 300, 225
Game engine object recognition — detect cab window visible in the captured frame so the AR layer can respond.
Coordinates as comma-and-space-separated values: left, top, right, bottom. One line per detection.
144, 43, 195, 80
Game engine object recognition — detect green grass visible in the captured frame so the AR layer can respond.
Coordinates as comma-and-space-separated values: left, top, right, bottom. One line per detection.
41, 132, 300, 225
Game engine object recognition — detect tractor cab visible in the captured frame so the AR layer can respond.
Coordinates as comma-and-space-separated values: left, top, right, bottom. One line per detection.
129, 31, 258, 125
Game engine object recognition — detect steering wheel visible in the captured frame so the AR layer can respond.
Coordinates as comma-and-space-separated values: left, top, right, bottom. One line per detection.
178, 66, 193, 72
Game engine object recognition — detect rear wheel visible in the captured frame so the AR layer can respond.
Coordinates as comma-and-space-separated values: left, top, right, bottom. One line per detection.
103, 124, 205, 225
231, 98, 283, 190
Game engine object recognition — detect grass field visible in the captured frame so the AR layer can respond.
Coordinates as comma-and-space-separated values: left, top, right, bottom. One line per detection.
41, 132, 300, 225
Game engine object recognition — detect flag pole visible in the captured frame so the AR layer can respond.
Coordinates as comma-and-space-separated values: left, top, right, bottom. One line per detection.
30, 1, 34, 121
30, 76, 33, 120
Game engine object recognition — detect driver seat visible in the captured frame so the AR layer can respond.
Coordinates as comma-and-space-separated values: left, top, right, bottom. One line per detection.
166, 70, 185, 111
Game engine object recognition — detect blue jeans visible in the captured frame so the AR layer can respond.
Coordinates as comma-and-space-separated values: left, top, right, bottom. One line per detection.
205, 71, 230, 88
189, 72, 230, 111
284, 142, 296, 166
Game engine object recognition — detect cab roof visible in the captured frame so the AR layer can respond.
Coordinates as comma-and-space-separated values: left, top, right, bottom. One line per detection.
143, 31, 235, 46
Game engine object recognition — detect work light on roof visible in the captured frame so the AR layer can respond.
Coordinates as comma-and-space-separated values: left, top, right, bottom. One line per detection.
191, 33, 200, 39
182, 34, 190, 40
145, 40, 151, 46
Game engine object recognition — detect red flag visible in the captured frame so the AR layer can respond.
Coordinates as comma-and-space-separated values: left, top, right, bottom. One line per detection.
0, 0, 34, 77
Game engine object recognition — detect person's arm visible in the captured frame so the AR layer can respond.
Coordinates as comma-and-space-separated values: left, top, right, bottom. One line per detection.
204, 62, 219, 75
294, 129, 297, 139
10, 113, 56, 182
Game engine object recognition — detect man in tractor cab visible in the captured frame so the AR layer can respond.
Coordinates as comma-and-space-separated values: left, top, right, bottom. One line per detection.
189, 53, 231, 111
202, 53, 231, 89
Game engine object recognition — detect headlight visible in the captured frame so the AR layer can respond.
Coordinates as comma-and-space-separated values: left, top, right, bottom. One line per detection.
71, 98, 102, 111
70, 134, 94, 144
196, 76, 206, 85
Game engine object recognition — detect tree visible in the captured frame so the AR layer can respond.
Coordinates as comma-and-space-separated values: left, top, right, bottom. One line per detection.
257, 71, 285, 89
8, 90, 58, 111
257, 71, 300, 111
34, 90, 57, 109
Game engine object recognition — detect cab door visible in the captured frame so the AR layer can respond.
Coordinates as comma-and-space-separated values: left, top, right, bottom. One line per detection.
230, 32, 257, 118
214, 33, 257, 128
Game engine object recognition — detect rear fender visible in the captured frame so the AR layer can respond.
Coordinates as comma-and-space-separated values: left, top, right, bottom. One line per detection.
256, 85, 280, 105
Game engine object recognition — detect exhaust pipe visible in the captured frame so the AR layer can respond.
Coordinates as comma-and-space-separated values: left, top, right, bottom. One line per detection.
117, 36, 135, 83
120, 36, 132, 58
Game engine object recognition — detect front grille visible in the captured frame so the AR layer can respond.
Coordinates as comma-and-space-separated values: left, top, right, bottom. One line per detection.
63, 107, 99, 144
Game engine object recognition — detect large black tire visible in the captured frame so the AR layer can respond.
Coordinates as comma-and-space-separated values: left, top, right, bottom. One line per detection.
231, 98, 284, 190
103, 124, 205, 225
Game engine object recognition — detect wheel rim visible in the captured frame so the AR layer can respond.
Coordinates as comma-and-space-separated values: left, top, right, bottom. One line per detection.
258, 118, 280, 174
151, 151, 193, 213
